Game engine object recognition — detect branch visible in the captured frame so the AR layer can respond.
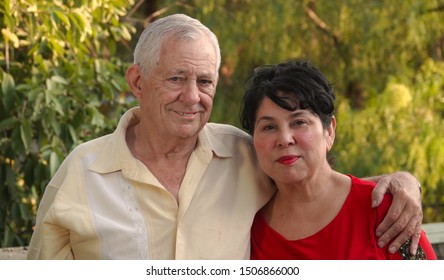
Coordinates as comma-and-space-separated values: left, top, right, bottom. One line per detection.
303, 3, 353, 76
125, 0, 146, 19
421, 4, 444, 14
303, 4, 341, 47
143, 7, 169, 26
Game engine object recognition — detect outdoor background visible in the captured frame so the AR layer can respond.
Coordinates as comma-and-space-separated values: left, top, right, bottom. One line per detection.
1, 0, 443, 248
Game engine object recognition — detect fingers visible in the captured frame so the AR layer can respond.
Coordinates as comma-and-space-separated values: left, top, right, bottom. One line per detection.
375, 191, 406, 239
376, 204, 408, 252
409, 222, 422, 256
380, 214, 416, 254
372, 176, 390, 208
371, 171, 424, 255
376, 195, 423, 254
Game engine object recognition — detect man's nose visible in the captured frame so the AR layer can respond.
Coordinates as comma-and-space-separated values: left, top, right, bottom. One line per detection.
180, 81, 200, 104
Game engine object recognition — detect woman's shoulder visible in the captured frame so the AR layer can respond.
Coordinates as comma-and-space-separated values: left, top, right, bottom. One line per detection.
349, 175, 376, 188
347, 175, 392, 214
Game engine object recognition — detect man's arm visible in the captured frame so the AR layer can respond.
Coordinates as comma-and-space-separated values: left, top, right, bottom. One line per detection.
365, 171, 422, 256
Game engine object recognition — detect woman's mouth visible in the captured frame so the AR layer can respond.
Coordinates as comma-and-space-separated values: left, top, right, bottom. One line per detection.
277, 155, 299, 165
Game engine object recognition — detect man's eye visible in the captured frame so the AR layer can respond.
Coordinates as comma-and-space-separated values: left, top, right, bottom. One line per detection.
168, 77, 183, 82
199, 79, 213, 86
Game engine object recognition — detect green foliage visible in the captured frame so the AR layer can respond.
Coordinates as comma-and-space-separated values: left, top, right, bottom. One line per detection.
164, 0, 312, 126
0, 0, 443, 247
333, 59, 444, 222
163, 0, 444, 222
163, 0, 444, 125
0, 0, 136, 246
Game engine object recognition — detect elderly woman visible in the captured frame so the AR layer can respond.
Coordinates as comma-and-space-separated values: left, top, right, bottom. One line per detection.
240, 60, 436, 260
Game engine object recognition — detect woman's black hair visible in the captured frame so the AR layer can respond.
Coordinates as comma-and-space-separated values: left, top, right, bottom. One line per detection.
240, 60, 335, 135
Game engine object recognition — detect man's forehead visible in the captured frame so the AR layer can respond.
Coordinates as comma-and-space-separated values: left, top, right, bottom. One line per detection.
166, 66, 216, 76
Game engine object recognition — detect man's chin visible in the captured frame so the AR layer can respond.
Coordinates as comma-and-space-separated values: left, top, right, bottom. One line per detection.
173, 124, 202, 139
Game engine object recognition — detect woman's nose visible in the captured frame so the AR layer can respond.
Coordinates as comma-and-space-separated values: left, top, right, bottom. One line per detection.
277, 129, 295, 147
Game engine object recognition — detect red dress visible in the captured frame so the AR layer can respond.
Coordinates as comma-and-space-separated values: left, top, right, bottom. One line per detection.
251, 176, 437, 260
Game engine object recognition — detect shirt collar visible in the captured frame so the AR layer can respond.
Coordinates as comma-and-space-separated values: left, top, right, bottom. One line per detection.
89, 107, 140, 175
90, 107, 234, 175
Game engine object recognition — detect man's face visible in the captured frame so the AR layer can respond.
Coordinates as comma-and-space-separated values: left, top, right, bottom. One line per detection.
137, 35, 219, 140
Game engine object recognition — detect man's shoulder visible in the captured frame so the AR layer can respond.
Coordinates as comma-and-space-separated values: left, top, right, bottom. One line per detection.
204, 123, 251, 139
69, 134, 112, 156
53, 134, 115, 173
200, 123, 254, 157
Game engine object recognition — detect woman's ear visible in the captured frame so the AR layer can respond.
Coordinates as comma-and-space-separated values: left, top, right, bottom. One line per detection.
326, 116, 336, 152
125, 64, 143, 101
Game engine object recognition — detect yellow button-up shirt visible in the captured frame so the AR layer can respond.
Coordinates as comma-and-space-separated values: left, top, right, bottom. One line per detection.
27, 107, 274, 259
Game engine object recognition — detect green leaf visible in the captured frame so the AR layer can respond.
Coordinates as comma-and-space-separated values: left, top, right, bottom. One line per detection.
0, 117, 18, 132
49, 151, 61, 177
19, 202, 32, 220
1, 28, 20, 48
53, 10, 71, 28
20, 120, 32, 154
71, 10, 92, 35
1, 72, 16, 111
48, 38, 65, 56
68, 125, 78, 143
5, 164, 16, 190
89, 106, 105, 127
51, 96, 65, 116
51, 75, 68, 85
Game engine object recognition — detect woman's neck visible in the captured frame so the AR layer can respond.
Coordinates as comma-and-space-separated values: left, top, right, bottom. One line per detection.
263, 171, 351, 240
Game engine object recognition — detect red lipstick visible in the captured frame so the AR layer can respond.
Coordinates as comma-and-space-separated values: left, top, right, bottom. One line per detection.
277, 155, 299, 165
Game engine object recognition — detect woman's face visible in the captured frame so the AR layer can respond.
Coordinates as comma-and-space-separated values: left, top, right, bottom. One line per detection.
253, 97, 335, 186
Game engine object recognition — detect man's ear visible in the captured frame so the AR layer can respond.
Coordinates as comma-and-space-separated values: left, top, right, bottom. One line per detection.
126, 64, 143, 101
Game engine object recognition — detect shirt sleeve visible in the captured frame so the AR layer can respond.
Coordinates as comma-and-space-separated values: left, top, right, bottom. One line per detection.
27, 184, 74, 260
27, 155, 76, 260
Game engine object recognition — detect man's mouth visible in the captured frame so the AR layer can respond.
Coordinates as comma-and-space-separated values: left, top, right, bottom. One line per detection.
175, 111, 197, 117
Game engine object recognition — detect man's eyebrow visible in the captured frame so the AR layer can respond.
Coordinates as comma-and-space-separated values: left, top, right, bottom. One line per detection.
167, 68, 215, 78
168, 68, 187, 75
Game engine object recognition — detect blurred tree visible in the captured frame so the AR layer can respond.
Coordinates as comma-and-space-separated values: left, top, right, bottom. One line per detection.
1, 0, 443, 247
334, 59, 444, 223
160, 0, 443, 123
0, 0, 136, 246
161, 0, 444, 222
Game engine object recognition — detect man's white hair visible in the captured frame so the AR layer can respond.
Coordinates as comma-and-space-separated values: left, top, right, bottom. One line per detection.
133, 14, 221, 76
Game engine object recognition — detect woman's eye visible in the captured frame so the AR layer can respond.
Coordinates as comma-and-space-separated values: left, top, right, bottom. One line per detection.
292, 119, 307, 126
262, 124, 276, 131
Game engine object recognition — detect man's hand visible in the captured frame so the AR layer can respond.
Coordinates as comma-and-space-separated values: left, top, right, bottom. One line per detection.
371, 171, 423, 256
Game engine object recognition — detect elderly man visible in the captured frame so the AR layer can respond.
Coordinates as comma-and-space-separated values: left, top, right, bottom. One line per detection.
27, 14, 422, 259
